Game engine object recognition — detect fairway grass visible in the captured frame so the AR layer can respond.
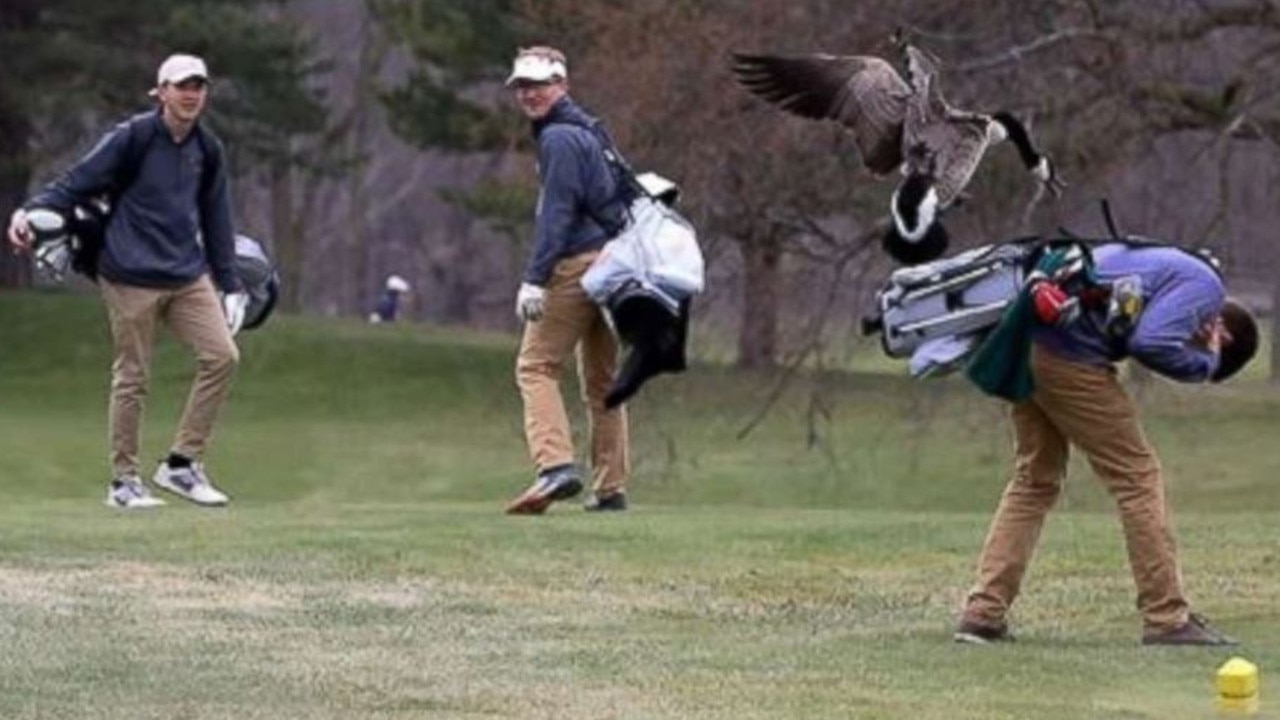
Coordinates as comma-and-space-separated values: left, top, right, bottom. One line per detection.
1, 291, 1278, 719
1, 504, 1277, 719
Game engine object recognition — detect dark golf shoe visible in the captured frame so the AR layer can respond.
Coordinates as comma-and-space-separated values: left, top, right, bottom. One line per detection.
583, 492, 628, 512
1142, 613, 1238, 646
953, 618, 1015, 645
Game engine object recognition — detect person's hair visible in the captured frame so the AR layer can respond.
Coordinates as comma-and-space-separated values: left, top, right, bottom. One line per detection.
1211, 297, 1259, 382
515, 46, 567, 66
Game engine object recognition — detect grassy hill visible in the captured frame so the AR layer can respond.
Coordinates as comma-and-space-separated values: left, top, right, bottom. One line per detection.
0, 290, 1277, 719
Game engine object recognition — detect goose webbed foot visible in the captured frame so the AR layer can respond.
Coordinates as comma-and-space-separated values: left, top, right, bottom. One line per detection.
1043, 173, 1067, 198
1032, 155, 1066, 199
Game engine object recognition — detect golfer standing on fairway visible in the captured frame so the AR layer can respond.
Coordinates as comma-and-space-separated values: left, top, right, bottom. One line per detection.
6, 53, 245, 509
502, 46, 633, 515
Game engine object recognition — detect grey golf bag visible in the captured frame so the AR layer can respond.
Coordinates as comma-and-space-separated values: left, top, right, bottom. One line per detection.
862, 242, 1035, 377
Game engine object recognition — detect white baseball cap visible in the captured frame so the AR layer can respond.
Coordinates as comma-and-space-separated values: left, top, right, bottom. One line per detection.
153, 54, 209, 92
505, 54, 567, 87
386, 275, 411, 293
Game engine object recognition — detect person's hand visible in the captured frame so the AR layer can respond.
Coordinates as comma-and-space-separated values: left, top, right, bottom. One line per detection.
515, 283, 546, 322
222, 291, 249, 336
1203, 317, 1229, 355
7, 209, 32, 252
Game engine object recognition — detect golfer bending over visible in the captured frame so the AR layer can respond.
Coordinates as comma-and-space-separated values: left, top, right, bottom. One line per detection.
956, 242, 1257, 646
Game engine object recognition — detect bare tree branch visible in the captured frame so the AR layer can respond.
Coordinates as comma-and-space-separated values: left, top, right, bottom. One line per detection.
735, 218, 888, 440
959, 28, 1110, 74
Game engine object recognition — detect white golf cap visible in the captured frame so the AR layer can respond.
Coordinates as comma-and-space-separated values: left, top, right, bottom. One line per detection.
505, 54, 567, 87
155, 54, 209, 88
386, 275, 410, 293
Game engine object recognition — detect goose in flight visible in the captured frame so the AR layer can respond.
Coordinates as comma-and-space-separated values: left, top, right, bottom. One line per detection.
732, 42, 1064, 264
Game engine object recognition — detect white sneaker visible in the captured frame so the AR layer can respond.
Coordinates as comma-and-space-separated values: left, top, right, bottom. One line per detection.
152, 461, 230, 506
105, 475, 166, 509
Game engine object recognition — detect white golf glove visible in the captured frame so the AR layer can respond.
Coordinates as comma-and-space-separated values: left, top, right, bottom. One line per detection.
222, 291, 249, 336
6, 209, 32, 251
515, 282, 546, 322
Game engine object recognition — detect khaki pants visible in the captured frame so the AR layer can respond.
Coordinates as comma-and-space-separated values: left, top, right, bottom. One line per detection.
963, 345, 1189, 632
515, 252, 629, 496
100, 275, 239, 478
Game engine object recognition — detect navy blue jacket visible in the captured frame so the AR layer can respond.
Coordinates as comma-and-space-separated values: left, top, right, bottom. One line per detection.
373, 290, 402, 322
524, 97, 630, 286
27, 110, 243, 292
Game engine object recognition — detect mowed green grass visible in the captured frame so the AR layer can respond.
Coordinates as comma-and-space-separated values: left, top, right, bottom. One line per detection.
1, 290, 1279, 720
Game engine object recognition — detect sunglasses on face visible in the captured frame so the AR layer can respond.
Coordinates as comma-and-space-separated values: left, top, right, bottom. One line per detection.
512, 80, 559, 92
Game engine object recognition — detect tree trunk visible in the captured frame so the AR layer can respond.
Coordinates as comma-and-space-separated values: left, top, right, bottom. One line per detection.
269, 158, 304, 311
346, 148, 371, 317
440, 200, 476, 324
737, 235, 781, 369
344, 7, 379, 316
0, 110, 32, 288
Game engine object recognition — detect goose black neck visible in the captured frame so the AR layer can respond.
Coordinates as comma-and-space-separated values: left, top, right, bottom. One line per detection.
992, 111, 1040, 169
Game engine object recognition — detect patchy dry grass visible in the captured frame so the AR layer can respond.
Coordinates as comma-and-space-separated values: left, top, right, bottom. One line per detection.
2, 293, 1279, 718
1, 504, 1278, 719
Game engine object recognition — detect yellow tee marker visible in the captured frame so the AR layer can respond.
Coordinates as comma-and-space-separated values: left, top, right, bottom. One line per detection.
1217, 657, 1259, 716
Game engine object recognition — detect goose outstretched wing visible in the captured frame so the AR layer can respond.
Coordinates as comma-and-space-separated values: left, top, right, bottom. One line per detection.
732, 53, 910, 175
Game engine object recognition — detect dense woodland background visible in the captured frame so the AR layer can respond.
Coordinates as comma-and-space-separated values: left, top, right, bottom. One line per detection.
3, 0, 1279, 373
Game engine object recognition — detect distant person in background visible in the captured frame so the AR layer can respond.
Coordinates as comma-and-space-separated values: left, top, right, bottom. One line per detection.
6, 53, 244, 509
502, 46, 633, 515
369, 274, 411, 324
955, 243, 1259, 646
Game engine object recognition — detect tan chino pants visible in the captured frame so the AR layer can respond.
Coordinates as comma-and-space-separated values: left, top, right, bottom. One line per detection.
963, 345, 1189, 632
515, 251, 629, 496
100, 275, 239, 478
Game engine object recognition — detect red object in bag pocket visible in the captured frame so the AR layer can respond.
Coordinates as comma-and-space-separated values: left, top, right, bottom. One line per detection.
1030, 281, 1073, 325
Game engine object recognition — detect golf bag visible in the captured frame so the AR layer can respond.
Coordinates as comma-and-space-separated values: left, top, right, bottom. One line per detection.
28, 215, 280, 333
233, 234, 281, 331
552, 105, 705, 407
602, 281, 691, 409
862, 230, 1223, 378
862, 241, 1037, 376
582, 174, 705, 408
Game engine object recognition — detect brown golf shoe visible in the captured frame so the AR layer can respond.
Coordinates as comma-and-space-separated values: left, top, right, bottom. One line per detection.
1142, 613, 1237, 646
505, 466, 583, 515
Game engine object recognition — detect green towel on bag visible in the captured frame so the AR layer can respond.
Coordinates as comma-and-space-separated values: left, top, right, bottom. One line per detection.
965, 247, 1080, 402
964, 289, 1036, 401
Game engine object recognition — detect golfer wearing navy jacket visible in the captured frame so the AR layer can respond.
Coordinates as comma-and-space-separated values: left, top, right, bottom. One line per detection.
503, 46, 633, 515
7, 54, 245, 509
